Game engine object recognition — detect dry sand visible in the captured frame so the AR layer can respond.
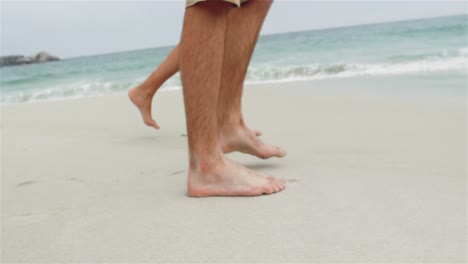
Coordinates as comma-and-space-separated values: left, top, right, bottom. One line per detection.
1, 78, 466, 262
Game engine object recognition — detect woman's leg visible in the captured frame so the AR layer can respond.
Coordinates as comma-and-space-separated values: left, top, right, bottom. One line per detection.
128, 45, 180, 129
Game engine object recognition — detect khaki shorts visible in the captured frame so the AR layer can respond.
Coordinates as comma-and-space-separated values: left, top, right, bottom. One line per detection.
186, 0, 248, 8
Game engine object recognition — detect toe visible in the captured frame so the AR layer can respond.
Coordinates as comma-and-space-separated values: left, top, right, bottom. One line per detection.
279, 182, 286, 191
270, 180, 282, 192
256, 145, 279, 159
275, 182, 283, 190
145, 119, 160, 129
273, 179, 286, 190
275, 147, 287, 157
273, 185, 281, 193
258, 144, 286, 159
263, 185, 275, 195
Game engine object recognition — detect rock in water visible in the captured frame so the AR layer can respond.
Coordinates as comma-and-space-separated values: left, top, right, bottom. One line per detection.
0, 52, 60, 67
34, 51, 60, 63
16, 56, 34, 64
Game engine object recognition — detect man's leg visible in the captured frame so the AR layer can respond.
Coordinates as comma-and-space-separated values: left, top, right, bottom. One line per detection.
180, 1, 284, 197
128, 44, 264, 136
128, 45, 179, 129
218, 0, 286, 159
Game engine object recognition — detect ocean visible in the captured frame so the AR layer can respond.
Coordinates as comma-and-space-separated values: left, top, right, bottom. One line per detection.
1, 14, 467, 105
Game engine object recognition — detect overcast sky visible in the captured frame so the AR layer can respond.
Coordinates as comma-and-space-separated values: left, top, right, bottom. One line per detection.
1, 0, 466, 58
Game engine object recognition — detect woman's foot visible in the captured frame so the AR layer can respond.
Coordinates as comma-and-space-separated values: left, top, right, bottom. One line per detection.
128, 86, 159, 129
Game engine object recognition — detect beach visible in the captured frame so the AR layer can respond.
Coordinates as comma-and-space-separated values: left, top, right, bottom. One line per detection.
1, 76, 466, 262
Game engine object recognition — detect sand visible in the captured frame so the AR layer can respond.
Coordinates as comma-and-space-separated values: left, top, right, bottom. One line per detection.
1, 77, 467, 263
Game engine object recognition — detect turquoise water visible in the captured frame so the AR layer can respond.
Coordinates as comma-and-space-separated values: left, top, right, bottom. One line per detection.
1, 14, 467, 105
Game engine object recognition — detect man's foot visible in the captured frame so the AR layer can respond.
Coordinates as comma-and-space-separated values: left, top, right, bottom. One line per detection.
252, 129, 262, 136
220, 126, 286, 159
187, 158, 285, 197
128, 86, 160, 129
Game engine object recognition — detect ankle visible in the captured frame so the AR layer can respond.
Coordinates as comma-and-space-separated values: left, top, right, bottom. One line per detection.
219, 116, 246, 134
189, 153, 224, 174
135, 83, 156, 97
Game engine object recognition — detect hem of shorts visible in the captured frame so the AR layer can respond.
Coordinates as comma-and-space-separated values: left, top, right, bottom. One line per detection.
186, 0, 242, 8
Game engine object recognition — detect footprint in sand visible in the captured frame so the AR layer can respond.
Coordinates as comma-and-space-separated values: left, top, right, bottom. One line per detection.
16, 181, 36, 187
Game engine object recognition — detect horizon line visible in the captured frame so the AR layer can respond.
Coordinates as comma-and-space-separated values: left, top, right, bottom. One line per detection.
18, 12, 468, 60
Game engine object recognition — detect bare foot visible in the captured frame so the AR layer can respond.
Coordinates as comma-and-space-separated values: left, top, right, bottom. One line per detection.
187, 158, 285, 197
252, 129, 263, 136
128, 86, 160, 129
220, 126, 286, 159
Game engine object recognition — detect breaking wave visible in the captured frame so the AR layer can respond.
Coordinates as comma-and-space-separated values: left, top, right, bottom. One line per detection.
2, 53, 466, 105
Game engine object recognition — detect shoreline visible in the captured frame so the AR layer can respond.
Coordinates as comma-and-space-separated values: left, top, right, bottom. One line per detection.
1, 73, 466, 107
